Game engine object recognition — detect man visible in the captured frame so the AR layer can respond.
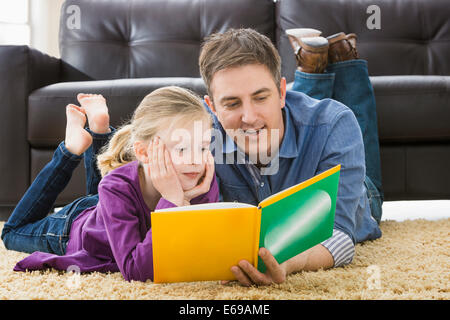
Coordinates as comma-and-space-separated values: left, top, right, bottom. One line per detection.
199, 28, 382, 286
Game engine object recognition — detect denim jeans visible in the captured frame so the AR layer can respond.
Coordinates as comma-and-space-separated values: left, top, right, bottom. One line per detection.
1, 128, 114, 255
291, 59, 383, 223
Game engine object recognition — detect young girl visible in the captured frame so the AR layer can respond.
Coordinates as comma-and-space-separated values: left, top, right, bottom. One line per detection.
1, 86, 218, 282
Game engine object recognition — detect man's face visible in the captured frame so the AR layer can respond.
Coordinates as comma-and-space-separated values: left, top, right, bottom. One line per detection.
205, 64, 286, 163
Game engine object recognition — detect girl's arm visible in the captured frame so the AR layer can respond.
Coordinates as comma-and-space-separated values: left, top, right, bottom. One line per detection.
98, 180, 154, 282
97, 172, 219, 282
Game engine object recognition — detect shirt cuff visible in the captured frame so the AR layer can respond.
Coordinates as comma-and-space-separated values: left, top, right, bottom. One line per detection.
321, 228, 355, 267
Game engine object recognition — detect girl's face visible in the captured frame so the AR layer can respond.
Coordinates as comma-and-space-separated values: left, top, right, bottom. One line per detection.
157, 118, 212, 191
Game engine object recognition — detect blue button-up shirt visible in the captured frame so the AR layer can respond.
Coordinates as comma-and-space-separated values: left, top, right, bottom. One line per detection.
208, 90, 381, 244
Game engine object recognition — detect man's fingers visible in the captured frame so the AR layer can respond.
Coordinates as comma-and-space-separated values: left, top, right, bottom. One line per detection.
229, 250, 286, 287
259, 248, 286, 284
237, 260, 271, 286
230, 266, 253, 287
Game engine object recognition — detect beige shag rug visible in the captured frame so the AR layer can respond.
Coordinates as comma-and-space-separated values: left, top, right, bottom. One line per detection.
0, 219, 449, 300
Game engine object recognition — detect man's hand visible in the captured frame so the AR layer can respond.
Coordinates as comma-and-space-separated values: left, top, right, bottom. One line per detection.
224, 248, 287, 287
223, 244, 334, 287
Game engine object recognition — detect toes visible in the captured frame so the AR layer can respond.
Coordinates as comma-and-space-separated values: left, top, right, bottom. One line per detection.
93, 94, 106, 101
77, 93, 90, 103
66, 104, 77, 114
77, 93, 106, 105
66, 104, 85, 115
66, 105, 87, 127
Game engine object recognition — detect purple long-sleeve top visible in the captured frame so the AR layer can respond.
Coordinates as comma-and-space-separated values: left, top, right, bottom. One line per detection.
14, 160, 219, 282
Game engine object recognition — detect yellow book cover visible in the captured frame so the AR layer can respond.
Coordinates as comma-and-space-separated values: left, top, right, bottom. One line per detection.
151, 165, 341, 283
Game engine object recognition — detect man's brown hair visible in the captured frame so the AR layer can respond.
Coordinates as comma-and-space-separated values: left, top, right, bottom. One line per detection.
199, 28, 281, 97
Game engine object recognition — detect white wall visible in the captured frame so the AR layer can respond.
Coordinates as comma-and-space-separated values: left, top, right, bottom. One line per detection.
0, 0, 30, 45
29, 0, 64, 58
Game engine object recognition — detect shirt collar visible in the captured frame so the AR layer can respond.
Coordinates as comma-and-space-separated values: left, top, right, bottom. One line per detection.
220, 104, 298, 158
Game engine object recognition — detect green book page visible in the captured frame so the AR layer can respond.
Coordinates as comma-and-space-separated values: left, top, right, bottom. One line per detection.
257, 170, 340, 273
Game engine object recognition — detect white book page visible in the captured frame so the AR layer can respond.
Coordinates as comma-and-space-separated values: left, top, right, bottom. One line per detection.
154, 202, 255, 212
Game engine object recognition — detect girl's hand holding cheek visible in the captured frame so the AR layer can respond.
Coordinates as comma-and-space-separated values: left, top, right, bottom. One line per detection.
146, 137, 186, 207
183, 150, 215, 203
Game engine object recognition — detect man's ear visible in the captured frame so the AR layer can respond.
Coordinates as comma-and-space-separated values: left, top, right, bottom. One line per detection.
279, 77, 287, 109
133, 140, 149, 164
204, 95, 216, 114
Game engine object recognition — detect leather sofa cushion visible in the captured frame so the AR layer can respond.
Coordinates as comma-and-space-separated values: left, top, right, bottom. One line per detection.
277, 0, 450, 82
59, 0, 275, 80
28, 78, 206, 147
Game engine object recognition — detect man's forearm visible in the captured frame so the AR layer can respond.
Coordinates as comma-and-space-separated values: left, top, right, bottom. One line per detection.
283, 229, 355, 275
283, 244, 334, 275
229, 229, 354, 286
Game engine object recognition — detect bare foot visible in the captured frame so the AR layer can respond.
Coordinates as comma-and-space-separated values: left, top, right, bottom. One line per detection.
77, 93, 110, 134
65, 104, 93, 156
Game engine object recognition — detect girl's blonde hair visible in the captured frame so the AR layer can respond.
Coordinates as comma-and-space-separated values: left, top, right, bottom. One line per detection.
97, 86, 212, 177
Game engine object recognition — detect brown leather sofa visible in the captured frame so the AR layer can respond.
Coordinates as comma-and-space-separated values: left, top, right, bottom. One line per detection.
0, 0, 449, 220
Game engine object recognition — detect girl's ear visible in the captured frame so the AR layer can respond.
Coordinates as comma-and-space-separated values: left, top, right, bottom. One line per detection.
134, 140, 149, 163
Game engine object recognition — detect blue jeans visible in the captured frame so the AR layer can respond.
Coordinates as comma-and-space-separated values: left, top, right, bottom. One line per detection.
1, 128, 114, 255
292, 59, 383, 223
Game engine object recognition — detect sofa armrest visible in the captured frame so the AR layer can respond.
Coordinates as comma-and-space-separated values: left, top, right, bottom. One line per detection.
0, 45, 61, 219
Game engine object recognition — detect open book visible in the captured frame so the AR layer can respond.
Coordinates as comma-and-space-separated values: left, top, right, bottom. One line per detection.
151, 164, 341, 283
